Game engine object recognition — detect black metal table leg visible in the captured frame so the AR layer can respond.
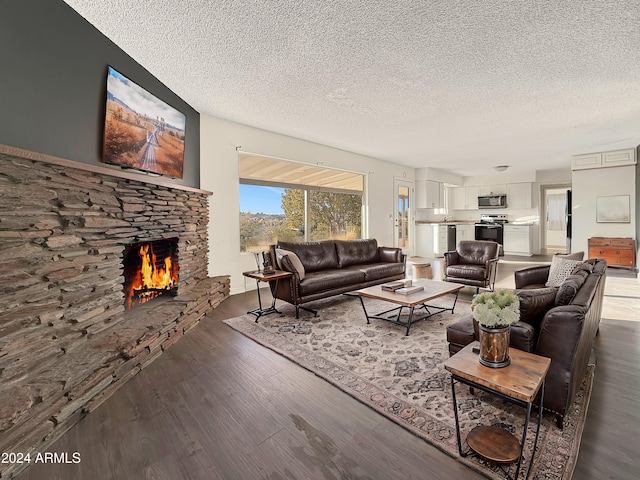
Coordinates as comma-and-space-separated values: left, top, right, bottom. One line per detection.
247, 278, 281, 322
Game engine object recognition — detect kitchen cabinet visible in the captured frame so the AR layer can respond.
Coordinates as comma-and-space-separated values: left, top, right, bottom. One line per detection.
503, 225, 535, 256
506, 183, 532, 209
451, 187, 466, 210
426, 180, 445, 209
479, 184, 507, 195
588, 237, 636, 269
415, 181, 427, 208
571, 148, 636, 170
433, 224, 450, 257
453, 183, 532, 210
415, 223, 434, 258
455, 224, 474, 245
602, 149, 636, 167
465, 186, 480, 210
416, 181, 445, 209
571, 152, 602, 170
453, 182, 533, 210
451, 186, 479, 210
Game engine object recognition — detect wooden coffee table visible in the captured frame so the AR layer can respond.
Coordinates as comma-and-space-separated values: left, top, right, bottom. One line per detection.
355, 279, 464, 335
443, 341, 551, 480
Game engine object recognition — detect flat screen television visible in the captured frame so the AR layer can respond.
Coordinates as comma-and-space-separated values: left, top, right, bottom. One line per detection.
102, 66, 186, 178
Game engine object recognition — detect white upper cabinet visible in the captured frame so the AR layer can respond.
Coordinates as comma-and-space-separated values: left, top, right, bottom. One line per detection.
479, 184, 507, 195
451, 187, 466, 210
572, 148, 636, 170
419, 180, 445, 209
465, 186, 480, 210
451, 186, 479, 210
506, 182, 532, 209
602, 149, 636, 167
415, 180, 427, 208
452, 183, 532, 210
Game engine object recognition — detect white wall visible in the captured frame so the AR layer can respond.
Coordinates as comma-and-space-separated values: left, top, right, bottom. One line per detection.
572, 165, 637, 255
200, 114, 415, 294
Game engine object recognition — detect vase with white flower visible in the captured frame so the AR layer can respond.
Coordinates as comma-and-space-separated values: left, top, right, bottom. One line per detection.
471, 289, 520, 368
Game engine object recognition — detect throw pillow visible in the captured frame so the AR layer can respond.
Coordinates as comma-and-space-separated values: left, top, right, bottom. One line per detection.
571, 261, 594, 275
275, 248, 305, 280
545, 256, 582, 287
555, 269, 589, 306
556, 251, 585, 261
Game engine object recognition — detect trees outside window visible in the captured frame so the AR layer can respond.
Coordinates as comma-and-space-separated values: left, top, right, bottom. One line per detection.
240, 185, 362, 252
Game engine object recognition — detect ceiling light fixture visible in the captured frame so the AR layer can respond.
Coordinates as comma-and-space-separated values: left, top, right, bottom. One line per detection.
493, 165, 509, 172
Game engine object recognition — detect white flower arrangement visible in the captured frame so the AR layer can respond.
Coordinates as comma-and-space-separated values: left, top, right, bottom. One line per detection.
471, 289, 520, 328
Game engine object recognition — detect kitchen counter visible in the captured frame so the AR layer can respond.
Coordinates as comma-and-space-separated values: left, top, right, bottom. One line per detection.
415, 221, 476, 225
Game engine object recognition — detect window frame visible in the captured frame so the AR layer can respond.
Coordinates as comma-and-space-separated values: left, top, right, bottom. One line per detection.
239, 156, 366, 250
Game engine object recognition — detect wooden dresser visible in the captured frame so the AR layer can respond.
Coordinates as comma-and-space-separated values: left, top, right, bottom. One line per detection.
588, 237, 636, 269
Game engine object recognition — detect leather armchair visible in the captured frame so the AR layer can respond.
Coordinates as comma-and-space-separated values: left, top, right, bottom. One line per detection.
444, 240, 500, 292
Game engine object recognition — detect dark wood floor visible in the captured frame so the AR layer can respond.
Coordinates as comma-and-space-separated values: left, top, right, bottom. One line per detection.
15, 260, 640, 480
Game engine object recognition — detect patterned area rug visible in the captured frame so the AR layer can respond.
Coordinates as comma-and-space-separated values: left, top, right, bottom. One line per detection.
224, 294, 593, 480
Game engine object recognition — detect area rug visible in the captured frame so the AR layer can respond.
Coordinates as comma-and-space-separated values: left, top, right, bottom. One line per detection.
224, 294, 593, 480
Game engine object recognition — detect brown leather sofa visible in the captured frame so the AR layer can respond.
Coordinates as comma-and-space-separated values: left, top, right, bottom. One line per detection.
444, 240, 500, 293
268, 239, 406, 318
446, 258, 607, 428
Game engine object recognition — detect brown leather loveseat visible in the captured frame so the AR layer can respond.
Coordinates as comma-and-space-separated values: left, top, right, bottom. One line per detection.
268, 239, 405, 318
446, 258, 607, 428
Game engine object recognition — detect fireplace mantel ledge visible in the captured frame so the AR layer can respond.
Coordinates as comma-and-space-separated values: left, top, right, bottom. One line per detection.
0, 144, 213, 196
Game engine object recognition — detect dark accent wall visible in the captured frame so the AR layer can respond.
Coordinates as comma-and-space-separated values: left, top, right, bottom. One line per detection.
0, 149, 227, 479
0, 0, 200, 188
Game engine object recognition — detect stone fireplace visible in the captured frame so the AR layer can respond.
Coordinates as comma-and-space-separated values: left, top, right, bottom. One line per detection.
0, 145, 229, 478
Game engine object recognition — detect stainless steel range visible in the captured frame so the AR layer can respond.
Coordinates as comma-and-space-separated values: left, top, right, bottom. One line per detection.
475, 214, 508, 244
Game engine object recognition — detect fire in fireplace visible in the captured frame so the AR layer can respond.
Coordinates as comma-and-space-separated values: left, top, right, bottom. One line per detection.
123, 238, 179, 309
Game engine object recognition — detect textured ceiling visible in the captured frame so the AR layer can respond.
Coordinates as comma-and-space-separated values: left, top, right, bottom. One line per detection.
62, 0, 640, 177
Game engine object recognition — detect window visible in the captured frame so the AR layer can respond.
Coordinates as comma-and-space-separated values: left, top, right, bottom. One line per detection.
239, 155, 364, 252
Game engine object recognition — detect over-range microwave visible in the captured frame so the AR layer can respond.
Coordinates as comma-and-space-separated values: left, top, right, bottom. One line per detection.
478, 194, 507, 209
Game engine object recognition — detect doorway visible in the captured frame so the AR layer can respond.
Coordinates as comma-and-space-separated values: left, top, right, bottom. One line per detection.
541, 185, 571, 254
393, 179, 413, 254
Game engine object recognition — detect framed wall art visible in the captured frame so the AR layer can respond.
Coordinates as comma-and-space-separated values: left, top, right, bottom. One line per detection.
596, 195, 630, 223
102, 66, 186, 178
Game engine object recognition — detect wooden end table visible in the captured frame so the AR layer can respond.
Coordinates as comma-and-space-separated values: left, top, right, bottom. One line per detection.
443, 341, 551, 480
242, 270, 292, 322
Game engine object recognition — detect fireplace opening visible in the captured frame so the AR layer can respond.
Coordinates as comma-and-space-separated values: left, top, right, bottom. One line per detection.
123, 238, 179, 309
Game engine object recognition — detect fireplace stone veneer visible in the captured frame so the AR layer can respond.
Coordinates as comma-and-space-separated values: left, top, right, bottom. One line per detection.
0, 146, 229, 478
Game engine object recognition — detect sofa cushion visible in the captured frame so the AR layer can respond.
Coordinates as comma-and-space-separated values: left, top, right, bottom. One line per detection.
353, 262, 405, 281
298, 269, 365, 295
545, 256, 582, 287
277, 240, 339, 272
446, 264, 487, 280
335, 239, 379, 267
555, 269, 590, 306
275, 248, 305, 280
